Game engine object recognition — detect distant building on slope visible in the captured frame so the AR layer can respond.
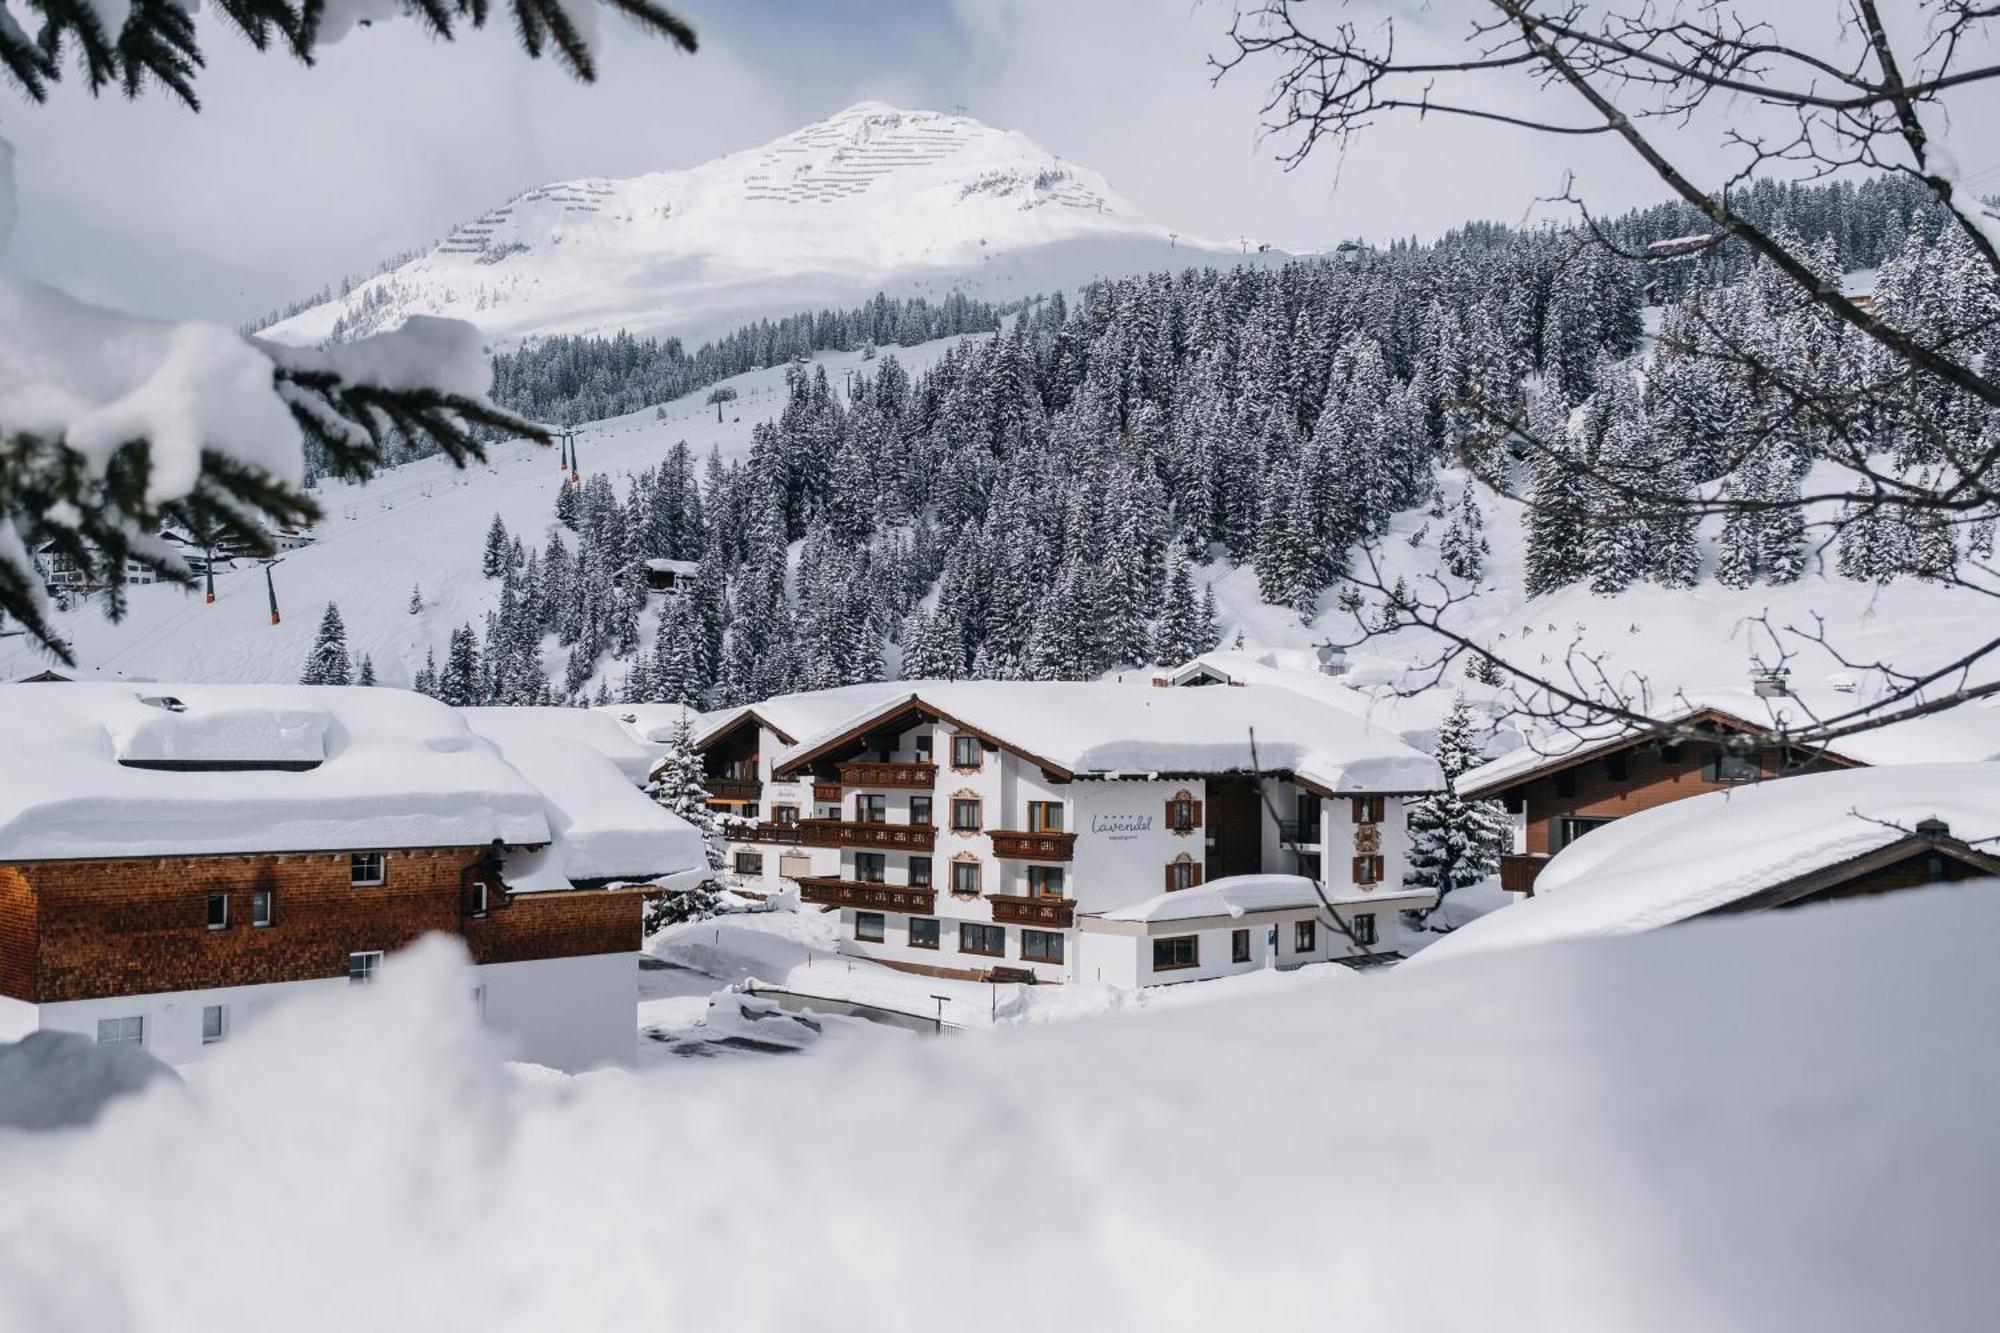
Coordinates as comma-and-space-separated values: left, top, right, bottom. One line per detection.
0, 685, 706, 1070
1410, 762, 2000, 969
708, 681, 1444, 985
1459, 686, 2000, 895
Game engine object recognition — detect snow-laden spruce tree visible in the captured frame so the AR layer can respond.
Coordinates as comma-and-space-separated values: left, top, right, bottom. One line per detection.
643, 714, 725, 932
298, 602, 352, 686
0, 0, 696, 662
1404, 694, 1511, 917
480, 514, 511, 579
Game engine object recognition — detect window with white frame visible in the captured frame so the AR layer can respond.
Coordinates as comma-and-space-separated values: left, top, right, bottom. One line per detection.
96, 1015, 145, 1045
348, 950, 384, 985
202, 1004, 227, 1044
350, 852, 386, 887
206, 893, 228, 930
252, 888, 274, 927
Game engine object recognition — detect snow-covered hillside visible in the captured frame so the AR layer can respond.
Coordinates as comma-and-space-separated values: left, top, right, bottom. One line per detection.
259, 103, 1252, 350
0, 337, 983, 687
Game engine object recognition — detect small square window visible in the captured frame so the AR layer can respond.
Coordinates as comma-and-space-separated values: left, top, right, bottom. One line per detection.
96, 1015, 144, 1046
951, 735, 982, 768
350, 853, 386, 887
1152, 936, 1199, 971
855, 912, 885, 943
959, 922, 1006, 957
950, 861, 981, 895
734, 850, 764, 876
1232, 928, 1251, 964
202, 1004, 227, 1044
1705, 750, 1759, 783
1028, 801, 1064, 833
1027, 866, 1066, 898
1022, 929, 1064, 964
1294, 920, 1317, 953
908, 917, 940, 950
855, 852, 887, 884
206, 893, 228, 930
1351, 913, 1378, 948
951, 798, 982, 832
348, 950, 383, 985
251, 888, 274, 928
911, 796, 933, 826
909, 856, 933, 887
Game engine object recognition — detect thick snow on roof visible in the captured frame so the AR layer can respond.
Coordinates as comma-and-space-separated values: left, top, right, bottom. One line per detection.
463, 707, 656, 785
597, 702, 705, 749
704, 680, 937, 748
1459, 683, 2000, 794
1097, 872, 1434, 924
1161, 648, 1467, 748
1413, 761, 2000, 967
781, 681, 1444, 793
0, 684, 550, 860
459, 729, 705, 886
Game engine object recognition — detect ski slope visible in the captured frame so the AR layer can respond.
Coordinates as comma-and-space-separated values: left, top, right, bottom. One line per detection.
260, 103, 1257, 351
1, 337, 984, 687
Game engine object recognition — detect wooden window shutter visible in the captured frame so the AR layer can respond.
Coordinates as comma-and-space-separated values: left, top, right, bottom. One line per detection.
1164, 863, 1178, 892
1351, 795, 1382, 824
1189, 799, 1204, 827
1188, 862, 1204, 887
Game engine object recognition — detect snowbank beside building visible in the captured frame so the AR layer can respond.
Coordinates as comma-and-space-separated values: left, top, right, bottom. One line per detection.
2, 892, 1996, 1329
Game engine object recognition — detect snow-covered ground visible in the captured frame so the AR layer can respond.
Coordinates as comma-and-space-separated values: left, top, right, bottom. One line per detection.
260, 103, 1260, 351
4, 888, 1996, 1330
2, 336, 982, 688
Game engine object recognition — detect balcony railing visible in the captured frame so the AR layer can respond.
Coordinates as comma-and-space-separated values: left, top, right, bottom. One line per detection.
813, 782, 843, 804
797, 818, 936, 851
987, 894, 1077, 928
1278, 820, 1322, 846
988, 829, 1077, 861
1499, 853, 1550, 895
707, 775, 761, 802
726, 821, 805, 846
796, 877, 936, 915
836, 760, 937, 790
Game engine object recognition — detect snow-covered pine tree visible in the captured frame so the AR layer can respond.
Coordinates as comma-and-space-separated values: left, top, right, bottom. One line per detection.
413, 648, 440, 697
437, 625, 483, 707
1149, 555, 1205, 666
357, 655, 377, 686
1403, 694, 1511, 917
407, 584, 423, 615
1438, 484, 1489, 581
298, 602, 353, 686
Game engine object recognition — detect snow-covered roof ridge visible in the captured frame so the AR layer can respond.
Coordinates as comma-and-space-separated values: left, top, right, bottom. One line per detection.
774, 680, 1444, 794
1410, 760, 2000, 967
1458, 682, 2000, 795
1095, 872, 1435, 925
0, 684, 551, 861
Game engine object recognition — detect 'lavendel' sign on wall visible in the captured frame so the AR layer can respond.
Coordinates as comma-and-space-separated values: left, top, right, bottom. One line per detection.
1089, 813, 1155, 843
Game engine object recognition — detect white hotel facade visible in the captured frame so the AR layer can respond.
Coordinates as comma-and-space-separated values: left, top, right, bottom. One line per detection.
699, 681, 1443, 985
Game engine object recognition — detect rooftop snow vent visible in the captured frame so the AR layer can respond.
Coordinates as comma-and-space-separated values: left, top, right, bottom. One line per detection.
1751, 667, 1790, 699
1315, 644, 1351, 677
1915, 817, 1952, 839
139, 694, 187, 713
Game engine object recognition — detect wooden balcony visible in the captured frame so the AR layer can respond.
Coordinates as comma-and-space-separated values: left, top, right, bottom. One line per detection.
797, 818, 936, 851
1499, 853, 1550, 895
813, 782, 843, 803
726, 821, 805, 846
987, 894, 1077, 928
707, 775, 761, 802
796, 877, 936, 915
837, 760, 936, 790
988, 829, 1077, 861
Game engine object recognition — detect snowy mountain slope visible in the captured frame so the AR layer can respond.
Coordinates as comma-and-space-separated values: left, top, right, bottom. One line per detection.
259, 103, 1253, 350
1191, 468, 2000, 752
0, 336, 984, 688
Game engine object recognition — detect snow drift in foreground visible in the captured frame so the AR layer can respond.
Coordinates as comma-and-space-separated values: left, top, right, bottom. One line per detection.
4, 893, 1996, 1329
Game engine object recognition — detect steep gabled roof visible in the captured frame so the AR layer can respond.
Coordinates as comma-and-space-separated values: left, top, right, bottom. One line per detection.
773, 681, 1443, 794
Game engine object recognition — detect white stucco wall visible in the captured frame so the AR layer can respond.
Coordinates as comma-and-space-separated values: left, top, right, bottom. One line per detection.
477, 950, 635, 1071
1070, 779, 1207, 914
18, 948, 635, 1072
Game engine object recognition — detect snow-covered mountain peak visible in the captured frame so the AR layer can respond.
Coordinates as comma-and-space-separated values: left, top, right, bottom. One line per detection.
259, 105, 1243, 351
